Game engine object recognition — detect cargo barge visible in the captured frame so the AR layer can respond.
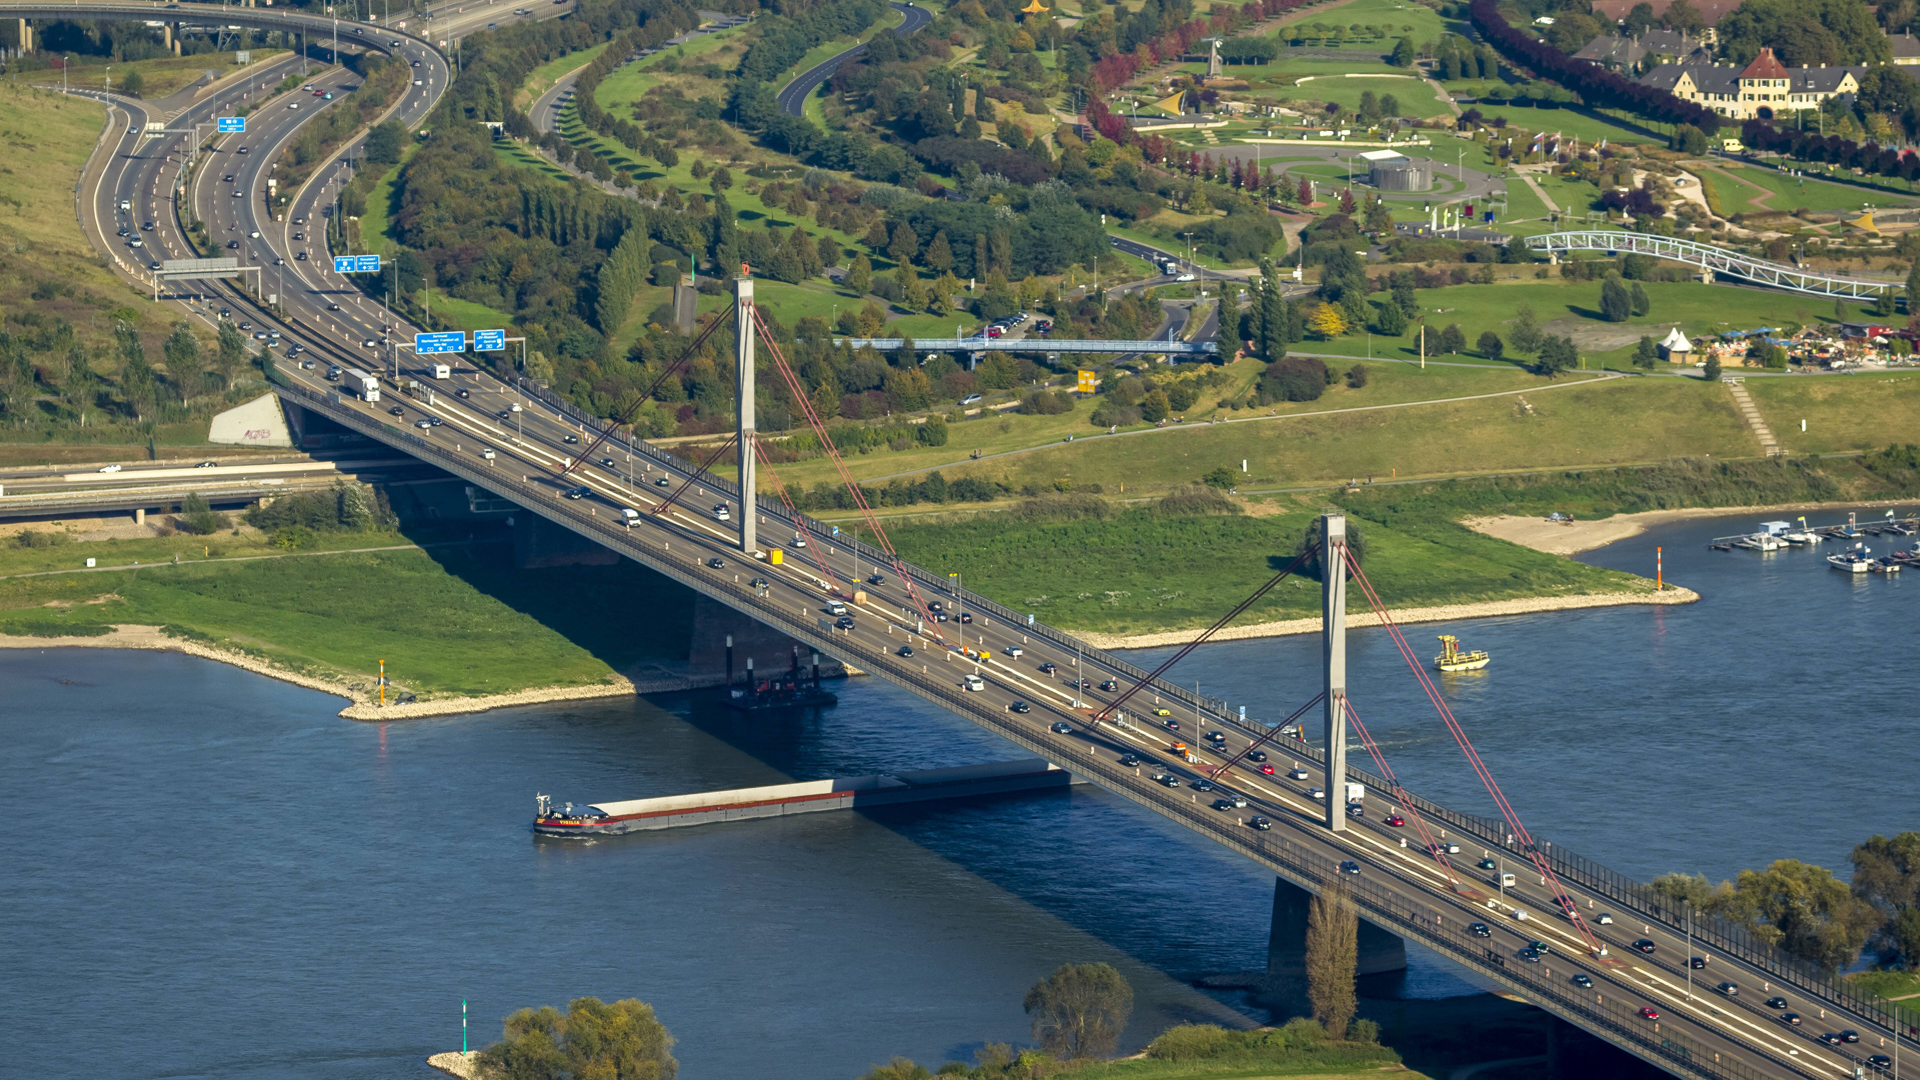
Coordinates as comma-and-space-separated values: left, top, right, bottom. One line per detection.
534, 759, 1079, 836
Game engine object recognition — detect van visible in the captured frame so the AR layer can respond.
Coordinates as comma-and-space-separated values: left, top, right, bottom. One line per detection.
963, 674, 985, 691
621, 507, 640, 527
1494, 872, 1516, 889
429, 363, 451, 379
826, 601, 847, 616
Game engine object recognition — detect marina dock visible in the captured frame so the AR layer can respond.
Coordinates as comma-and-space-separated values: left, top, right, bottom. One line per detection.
533, 759, 1082, 836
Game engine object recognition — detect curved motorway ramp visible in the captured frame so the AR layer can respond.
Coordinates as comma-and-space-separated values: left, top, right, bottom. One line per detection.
774, 1, 931, 117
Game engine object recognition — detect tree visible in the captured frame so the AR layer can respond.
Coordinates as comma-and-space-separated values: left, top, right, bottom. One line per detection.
924, 231, 954, 275
177, 492, 228, 536
846, 254, 872, 295
1702, 353, 1723, 381
1509, 305, 1541, 354
1673, 123, 1710, 155
1023, 963, 1133, 1060
1308, 302, 1349, 338
1630, 281, 1651, 317
1306, 883, 1359, 1039
1851, 832, 1920, 965
1633, 335, 1658, 370
1202, 465, 1236, 488
1373, 299, 1406, 336
477, 996, 677, 1080
1721, 861, 1882, 974
164, 322, 202, 384
121, 69, 145, 98
1140, 388, 1172, 422
888, 223, 919, 269
1346, 364, 1368, 388
1260, 356, 1327, 402
1600, 276, 1633, 323
1389, 35, 1416, 67
366, 121, 406, 165
1536, 335, 1579, 378
1477, 330, 1504, 362
1438, 323, 1465, 355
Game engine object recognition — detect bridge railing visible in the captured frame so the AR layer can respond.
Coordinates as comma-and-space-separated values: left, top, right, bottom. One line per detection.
289, 366, 1906, 1040
1524, 231, 1895, 298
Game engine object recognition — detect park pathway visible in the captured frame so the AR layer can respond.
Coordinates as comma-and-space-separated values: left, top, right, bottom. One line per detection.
1723, 377, 1783, 456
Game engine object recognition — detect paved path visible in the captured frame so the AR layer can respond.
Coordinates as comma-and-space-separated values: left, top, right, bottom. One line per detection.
774, 1, 929, 117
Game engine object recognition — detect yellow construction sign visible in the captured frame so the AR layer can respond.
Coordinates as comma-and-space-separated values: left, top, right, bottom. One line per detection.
1076, 369, 1097, 393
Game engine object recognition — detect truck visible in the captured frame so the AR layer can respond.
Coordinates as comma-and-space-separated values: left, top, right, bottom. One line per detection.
428, 363, 451, 379
344, 368, 381, 402
1344, 782, 1366, 804
1721, 138, 1745, 154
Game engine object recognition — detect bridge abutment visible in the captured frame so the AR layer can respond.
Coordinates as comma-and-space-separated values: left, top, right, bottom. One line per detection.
1265, 876, 1406, 978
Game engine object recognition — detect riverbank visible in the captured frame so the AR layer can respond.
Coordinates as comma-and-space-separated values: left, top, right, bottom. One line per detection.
1469, 498, 1920, 556
0, 623, 640, 719
1079, 587, 1699, 650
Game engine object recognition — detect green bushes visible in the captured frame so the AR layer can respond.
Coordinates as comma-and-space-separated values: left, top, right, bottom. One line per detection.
245, 484, 397, 537
1145, 1017, 1391, 1063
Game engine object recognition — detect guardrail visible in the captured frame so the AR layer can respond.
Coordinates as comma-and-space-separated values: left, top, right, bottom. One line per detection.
276, 364, 1910, 1046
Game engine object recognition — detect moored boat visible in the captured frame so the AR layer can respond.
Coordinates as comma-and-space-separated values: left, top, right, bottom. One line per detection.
1434, 635, 1490, 672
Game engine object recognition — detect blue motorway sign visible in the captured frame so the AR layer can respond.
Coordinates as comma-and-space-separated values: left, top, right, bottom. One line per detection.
217, 117, 245, 133
415, 331, 466, 355
472, 329, 506, 352
332, 254, 382, 274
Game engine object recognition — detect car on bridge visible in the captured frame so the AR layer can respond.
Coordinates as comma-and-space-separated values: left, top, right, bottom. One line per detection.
1338, 860, 1361, 875
1385, 813, 1405, 827
1631, 939, 1656, 954
1046, 720, 1068, 732
896, 645, 913, 658
1638, 1006, 1660, 1021
837, 616, 858, 631
1765, 997, 1789, 1010
1689, 956, 1708, 970
1288, 768, 1310, 780
706, 557, 726, 569
1872, 1055, 1895, 1071
1247, 750, 1266, 762
1154, 773, 1182, 787
1210, 798, 1237, 812
1257, 763, 1275, 775
1717, 981, 1739, 996
1469, 922, 1491, 937
1572, 974, 1594, 988
1518, 948, 1541, 963
655, 476, 672, 487
1039, 662, 1057, 674
1781, 1013, 1803, 1027
961, 673, 983, 691
1248, 816, 1271, 831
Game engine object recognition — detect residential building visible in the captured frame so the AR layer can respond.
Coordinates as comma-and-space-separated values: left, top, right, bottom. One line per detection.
1574, 28, 1710, 71
1635, 48, 1861, 120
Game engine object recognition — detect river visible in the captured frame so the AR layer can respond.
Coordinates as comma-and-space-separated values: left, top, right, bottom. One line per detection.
4, 508, 1912, 1080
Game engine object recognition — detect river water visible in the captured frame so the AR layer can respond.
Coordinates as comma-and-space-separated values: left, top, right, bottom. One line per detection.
4, 508, 1914, 1080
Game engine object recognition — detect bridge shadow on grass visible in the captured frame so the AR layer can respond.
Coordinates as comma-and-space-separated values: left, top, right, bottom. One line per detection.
398, 520, 696, 674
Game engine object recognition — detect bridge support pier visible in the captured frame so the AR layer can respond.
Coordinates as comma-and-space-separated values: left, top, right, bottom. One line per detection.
734, 276, 755, 556
1266, 876, 1406, 979
15, 19, 31, 54
1321, 513, 1348, 834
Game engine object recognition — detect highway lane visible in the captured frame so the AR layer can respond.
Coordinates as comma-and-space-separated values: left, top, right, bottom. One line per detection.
77, 12, 1917, 1074
773, 0, 930, 117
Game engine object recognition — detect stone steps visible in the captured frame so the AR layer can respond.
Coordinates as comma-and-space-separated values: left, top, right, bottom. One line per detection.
1723, 378, 1782, 456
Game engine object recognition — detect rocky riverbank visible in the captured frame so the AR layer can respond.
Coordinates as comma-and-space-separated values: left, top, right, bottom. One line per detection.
1076, 588, 1699, 650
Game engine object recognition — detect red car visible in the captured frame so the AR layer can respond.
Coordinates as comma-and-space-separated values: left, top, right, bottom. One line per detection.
1258, 763, 1275, 775
1385, 813, 1406, 827
1639, 1006, 1660, 1020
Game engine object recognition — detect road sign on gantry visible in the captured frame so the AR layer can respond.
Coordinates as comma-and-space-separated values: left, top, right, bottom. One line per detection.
473, 329, 506, 352
217, 117, 246, 133
333, 254, 382, 273
1076, 369, 1097, 393
415, 331, 466, 355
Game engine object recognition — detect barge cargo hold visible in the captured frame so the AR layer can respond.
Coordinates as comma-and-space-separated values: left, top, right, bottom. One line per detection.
533, 759, 1081, 836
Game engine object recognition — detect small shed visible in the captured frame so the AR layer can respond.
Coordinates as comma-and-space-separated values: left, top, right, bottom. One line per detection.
1659, 327, 1693, 361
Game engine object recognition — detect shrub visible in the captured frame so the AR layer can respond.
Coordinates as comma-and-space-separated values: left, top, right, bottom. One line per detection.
176, 492, 229, 536
1202, 466, 1236, 489
1345, 364, 1368, 389
269, 526, 314, 550
1259, 356, 1328, 403
1008, 493, 1115, 522
1147, 1024, 1237, 1061
1156, 484, 1241, 515
13, 529, 68, 548
1020, 390, 1073, 415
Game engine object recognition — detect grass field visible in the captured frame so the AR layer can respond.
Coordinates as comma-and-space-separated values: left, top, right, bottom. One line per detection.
1270, 0, 1457, 46
354, 140, 421, 257
883, 490, 1652, 635
1458, 103, 1653, 146
515, 40, 609, 111
0, 83, 179, 368
591, 24, 746, 111
420, 292, 518, 334
1264, 74, 1451, 120
1705, 162, 1918, 214
920, 376, 1755, 496
1743, 372, 1920, 454
0, 528, 693, 697
44, 51, 288, 99
765, 361, 1609, 490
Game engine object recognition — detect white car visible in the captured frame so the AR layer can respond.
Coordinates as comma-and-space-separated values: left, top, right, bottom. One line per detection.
963, 675, 985, 691
959, 393, 983, 405
288, 101, 300, 109
1006, 645, 1023, 657
97, 464, 123, 473
480, 447, 496, 460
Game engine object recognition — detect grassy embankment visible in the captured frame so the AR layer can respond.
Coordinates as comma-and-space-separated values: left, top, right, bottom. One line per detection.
43, 51, 288, 100
0, 526, 692, 698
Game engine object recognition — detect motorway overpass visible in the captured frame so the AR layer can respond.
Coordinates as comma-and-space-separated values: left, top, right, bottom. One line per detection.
34, 5, 1919, 1074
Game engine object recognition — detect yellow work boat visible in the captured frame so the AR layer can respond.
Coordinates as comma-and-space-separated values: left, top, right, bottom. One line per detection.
1434, 635, 1490, 672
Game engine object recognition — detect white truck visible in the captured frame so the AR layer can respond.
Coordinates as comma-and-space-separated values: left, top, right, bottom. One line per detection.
1344, 782, 1366, 804
345, 368, 381, 402
428, 363, 451, 379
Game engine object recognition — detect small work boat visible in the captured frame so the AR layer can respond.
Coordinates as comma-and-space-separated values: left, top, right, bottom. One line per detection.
1434, 635, 1490, 672
1827, 545, 1873, 573
1872, 557, 1903, 574
1780, 517, 1823, 545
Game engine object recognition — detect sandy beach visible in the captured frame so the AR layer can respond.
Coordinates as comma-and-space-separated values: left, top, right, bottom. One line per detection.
1077, 587, 1700, 650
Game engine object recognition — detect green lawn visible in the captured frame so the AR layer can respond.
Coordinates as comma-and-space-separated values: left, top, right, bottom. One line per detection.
883, 489, 1652, 636
45, 50, 288, 99
516, 40, 609, 111
591, 24, 745, 110
1707, 161, 1919, 214
354, 141, 420, 257
1463, 103, 1654, 146
1262, 74, 1451, 120
0, 530, 693, 697
1743, 372, 1920, 454
933, 374, 1755, 496
1268, 0, 1458, 45
422, 292, 517, 334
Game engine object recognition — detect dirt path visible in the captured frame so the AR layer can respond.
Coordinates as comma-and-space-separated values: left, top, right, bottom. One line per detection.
1700, 164, 1776, 212
1468, 498, 1920, 554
